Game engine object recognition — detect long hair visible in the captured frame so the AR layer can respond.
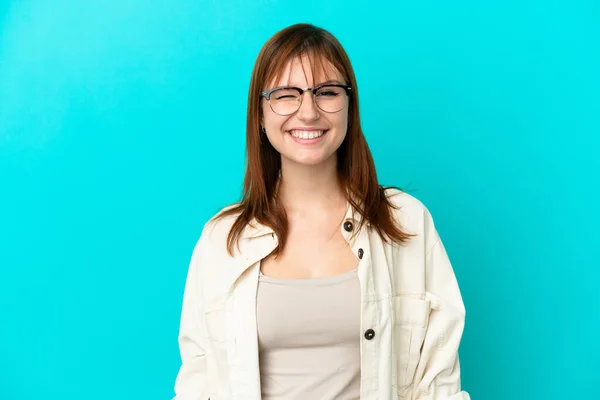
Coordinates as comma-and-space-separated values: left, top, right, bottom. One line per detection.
215, 23, 414, 256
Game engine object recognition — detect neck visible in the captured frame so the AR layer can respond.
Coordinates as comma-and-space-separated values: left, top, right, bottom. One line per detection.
277, 155, 346, 213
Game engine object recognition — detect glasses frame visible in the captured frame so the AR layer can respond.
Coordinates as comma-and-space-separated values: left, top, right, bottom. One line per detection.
260, 83, 352, 116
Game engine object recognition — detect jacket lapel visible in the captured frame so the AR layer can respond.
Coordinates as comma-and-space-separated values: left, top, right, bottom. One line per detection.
223, 222, 278, 399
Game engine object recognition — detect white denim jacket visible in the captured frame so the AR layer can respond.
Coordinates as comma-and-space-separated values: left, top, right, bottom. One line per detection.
173, 189, 471, 400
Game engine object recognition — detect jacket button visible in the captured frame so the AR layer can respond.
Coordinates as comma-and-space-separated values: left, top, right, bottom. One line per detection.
358, 248, 364, 259
343, 220, 354, 232
364, 329, 375, 340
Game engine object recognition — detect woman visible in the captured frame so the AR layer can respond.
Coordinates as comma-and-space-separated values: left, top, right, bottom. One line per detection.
173, 23, 470, 400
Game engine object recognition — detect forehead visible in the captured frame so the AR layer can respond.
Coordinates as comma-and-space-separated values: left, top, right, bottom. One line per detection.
268, 55, 344, 88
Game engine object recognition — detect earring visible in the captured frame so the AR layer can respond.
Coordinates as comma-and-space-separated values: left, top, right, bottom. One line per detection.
261, 126, 266, 134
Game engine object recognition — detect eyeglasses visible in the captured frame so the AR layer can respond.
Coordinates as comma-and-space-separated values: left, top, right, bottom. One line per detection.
260, 84, 352, 116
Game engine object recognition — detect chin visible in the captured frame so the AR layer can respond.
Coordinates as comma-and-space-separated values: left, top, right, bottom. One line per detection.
296, 159, 325, 167
287, 153, 335, 167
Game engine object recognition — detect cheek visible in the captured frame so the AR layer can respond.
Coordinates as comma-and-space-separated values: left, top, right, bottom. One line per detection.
263, 116, 289, 148
334, 112, 349, 134
264, 111, 288, 133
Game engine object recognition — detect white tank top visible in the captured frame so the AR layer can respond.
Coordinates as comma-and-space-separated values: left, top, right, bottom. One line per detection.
256, 264, 361, 400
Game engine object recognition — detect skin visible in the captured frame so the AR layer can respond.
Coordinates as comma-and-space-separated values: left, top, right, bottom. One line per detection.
259, 55, 359, 279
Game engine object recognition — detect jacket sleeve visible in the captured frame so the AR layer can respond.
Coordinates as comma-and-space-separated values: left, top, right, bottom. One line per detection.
410, 229, 471, 400
172, 228, 210, 400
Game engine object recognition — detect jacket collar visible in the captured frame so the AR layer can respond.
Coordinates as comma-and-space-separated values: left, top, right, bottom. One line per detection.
240, 220, 275, 240
223, 199, 369, 295
239, 196, 369, 241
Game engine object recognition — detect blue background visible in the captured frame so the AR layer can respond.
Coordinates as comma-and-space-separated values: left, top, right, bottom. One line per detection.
1, 0, 598, 399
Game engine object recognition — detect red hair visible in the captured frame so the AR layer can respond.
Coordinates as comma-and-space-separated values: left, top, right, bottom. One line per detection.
215, 23, 414, 255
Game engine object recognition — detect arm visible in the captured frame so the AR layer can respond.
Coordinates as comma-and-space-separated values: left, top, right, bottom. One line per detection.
411, 231, 471, 400
172, 228, 210, 400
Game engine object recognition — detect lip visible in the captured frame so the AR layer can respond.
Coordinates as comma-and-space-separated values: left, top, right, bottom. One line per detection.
286, 128, 328, 145
286, 127, 328, 132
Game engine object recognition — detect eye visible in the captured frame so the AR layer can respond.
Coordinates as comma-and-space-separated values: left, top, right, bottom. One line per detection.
272, 88, 299, 101
316, 86, 343, 97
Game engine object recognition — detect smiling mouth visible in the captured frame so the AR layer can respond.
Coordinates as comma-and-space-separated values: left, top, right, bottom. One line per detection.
287, 129, 328, 139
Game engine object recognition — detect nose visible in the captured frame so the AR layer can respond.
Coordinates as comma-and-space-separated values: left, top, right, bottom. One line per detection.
296, 90, 320, 121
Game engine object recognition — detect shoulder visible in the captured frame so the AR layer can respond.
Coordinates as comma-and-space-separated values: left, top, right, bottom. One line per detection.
186, 203, 245, 277
382, 187, 438, 244
197, 202, 243, 248
384, 187, 427, 213
384, 187, 431, 221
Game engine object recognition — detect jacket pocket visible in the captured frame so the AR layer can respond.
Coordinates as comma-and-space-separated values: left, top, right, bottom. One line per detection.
392, 296, 431, 391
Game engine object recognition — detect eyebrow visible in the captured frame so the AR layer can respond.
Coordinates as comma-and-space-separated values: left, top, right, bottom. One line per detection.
317, 80, 345, 86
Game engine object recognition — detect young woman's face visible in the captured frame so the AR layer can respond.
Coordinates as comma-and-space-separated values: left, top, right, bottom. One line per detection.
261, 56, 349, 167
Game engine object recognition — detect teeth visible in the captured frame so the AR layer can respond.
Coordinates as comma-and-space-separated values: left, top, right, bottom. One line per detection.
289, 130, 324, 139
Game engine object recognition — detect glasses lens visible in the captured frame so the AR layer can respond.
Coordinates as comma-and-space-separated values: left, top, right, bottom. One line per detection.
269, 88, 300, 115
315, 85, 347, 113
